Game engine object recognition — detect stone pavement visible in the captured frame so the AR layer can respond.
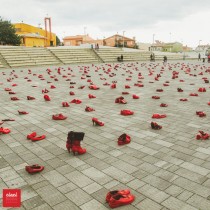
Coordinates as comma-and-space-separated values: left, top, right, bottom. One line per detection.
0, 61, 210, 210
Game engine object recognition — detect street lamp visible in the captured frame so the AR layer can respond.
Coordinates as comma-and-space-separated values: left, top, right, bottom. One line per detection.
123, 31, 125, 48
153, 34, 155, 44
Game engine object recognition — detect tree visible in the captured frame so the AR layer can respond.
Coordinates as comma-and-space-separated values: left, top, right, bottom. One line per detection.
56, 36, 61, 46
0, 17, 21, 45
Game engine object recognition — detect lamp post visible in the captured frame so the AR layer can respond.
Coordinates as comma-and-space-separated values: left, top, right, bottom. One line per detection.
152, 34, 155, 51
123, 31, 125, 48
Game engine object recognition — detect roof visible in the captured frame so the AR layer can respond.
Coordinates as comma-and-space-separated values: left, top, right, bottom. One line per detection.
105, 34, 135, 41
63, 35, 94, 41
20, 33, 46, 39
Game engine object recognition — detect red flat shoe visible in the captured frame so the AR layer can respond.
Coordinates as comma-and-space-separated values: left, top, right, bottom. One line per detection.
151, 122, 162, 129
118, 134, 131, 145
106, 190, 130, 202
62, 102, 69, 107
109, 194, 135, 208
25, 164, 44, 174
0, 127, 11, 134
27, 132, 37, 140
18, 110, 28, 115
85, 106, 95, 112
92, 118, 104, 126
52, 114, 67, 120
30, 135, 46, 141
133, 94, 139, 99
44, 95, 51, 101
152, 113, 166, 119
121, 110, 134, 116
160, 103, 168, 107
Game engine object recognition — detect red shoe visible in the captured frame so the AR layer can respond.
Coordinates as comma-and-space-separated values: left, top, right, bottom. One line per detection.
111, 83, 116, 89
152, 96, 160, 99
163, 83, 169, 86
109, 194, 135, 208
18, 110, 28, 115
89, 85, 99, 90
106, 190, 130, 202
78, 85, 85, 89
88, 94, 96, 99
121, 110, 134, 116
11, 97, 19, 101
160, 103, 168, 107
189, 93, 198, 96
52, 114, 67, 120
30, 135, 46, 141
44, 95, 51, 101
5, 88, 12, 91
132, 94, 139, 99
25, 164, 44, 174
85, 106, 95, 112
9, 91, 16, 94
69, 91, 75, 95
115, 96, 127, 104
0, 127, 11, 134
92, 118, 104, 126
208, 102, 210, 106
196, 131, 209, 140
71, 99, 82, 104
151, 122, 162, 129
156, 89, 163, 92
118, 134, 131, 145
198, 88, 206, 92
177, 88, 183, 92
27, 96, 35, 100
27, 132, 37, 140
180, 98, 188, 101
50, 85, 56, 89
62, 102, 69, 107
122, 92, 129, 95
71, 140, 86, 155
42, 88, 49, 93
125, 85, 130, 89
152, 113, 166, 119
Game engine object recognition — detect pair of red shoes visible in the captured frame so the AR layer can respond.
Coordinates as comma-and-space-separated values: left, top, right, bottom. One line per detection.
125, 85, 130, 89
18, 110, 28, 115
132, 94, 139, 99
115, 97, 127, 104
151, 122, 162, 129
88, 94, 96, 99
25, 164, 44, 174
0, 127, 11, 134
85, 106, 95, 112
9, 91, 16, 94
122, 92, 129, 95
62, 102, 69, 107
189, 93, 198, 96
44, 95, 51, 101
11, 97, 19, 101
52, 114, 67, 120
152, 96, 160, 99
27, 96, 35, 100
198, 88, 206, 92
152, 113, 166, 119
118, 134, 131, 145
71, 99, 82, 104
156, 89, 163, 92
89, 85, 100, 90
121, 110, 134, 116
160, 103, 168, 107
92, 118, 104, 126
27, 132, 46, 141
196, 131, 209, 140
106, 189, 135, 208
196, 111, 206, 117
180, 98, 188, 101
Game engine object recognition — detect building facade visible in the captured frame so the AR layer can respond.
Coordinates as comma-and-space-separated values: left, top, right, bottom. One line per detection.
14, 23, 56, 47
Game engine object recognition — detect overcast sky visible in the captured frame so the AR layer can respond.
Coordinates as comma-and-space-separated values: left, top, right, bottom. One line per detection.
0, 0, 210, 47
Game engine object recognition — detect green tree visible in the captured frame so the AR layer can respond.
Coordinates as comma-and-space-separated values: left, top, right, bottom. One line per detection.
0, 17, 21, 45
56, 36, 61, 46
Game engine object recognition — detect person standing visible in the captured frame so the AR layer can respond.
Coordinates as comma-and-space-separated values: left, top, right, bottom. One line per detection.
198, 53, 201, 61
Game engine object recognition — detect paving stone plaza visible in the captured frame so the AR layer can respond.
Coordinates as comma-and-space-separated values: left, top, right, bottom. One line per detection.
0, 60, 210, 210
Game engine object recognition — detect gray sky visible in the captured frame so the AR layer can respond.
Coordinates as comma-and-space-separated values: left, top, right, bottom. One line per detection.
0, 0, 210, 47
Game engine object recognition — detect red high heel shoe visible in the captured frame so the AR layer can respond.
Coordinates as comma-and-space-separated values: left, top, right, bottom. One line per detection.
118, 134, 131, 145
92, 118, 104, 126
160, 103, 168, 107
0, 127, 11, 134
151, 122, 162, 129
88, 94, 96, 99
106, 190, 130, 202
132, 94, 139, 99
108, 194, 135, 208
72, 140, 86, 155
44, 95, 51, 101
85, 106, 95, 112
27, 96, 35, 100
120, 110, 134, 116
25, 164, 44, 174
52, 114, 67, 120
18, 110, 28, 115
152, 113, 166, 119
62, 102, 69, 107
